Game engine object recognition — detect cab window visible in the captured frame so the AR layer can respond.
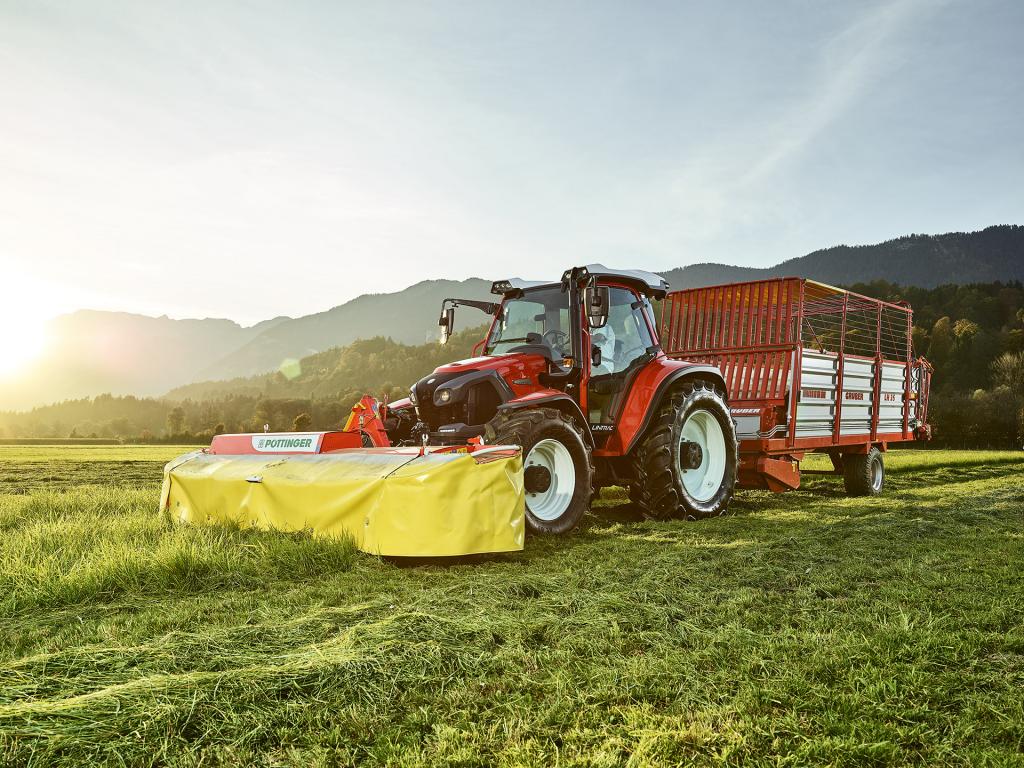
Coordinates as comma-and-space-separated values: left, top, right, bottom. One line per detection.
485, 286, 571, 357
590, 287, 654, 376
588, 287, 655, 425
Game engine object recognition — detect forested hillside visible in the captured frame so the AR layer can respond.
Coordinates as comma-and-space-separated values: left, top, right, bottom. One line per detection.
169, 323, 491, 404
662, 225, 1024, 290
2, 283, 1022, 447
0, 327, 485, 440
196, 278, 493, 380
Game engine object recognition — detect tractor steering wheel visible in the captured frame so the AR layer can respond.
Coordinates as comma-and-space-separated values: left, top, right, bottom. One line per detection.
542, 329, 569, 354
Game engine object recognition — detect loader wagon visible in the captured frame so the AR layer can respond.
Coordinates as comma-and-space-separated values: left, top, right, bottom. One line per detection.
659, 278, 932, 494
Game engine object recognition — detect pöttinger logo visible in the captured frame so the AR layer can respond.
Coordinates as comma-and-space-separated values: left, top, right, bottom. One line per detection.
250, 434, 318, 453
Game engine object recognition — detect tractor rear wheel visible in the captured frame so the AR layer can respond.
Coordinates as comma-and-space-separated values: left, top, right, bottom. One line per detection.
486, 407, 593, 535
843, 447, 884, 496
630, 380, 738, 520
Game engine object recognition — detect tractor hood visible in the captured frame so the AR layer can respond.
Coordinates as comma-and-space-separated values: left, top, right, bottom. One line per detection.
433, 352, 549, 383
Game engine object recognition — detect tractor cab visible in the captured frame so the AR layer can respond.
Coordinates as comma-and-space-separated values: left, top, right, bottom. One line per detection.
486, 266, 669, 435
427, 266, 671, 445
386, 264, 738, 536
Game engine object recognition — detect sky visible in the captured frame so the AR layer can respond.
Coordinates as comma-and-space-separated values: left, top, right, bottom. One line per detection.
1, 0, 1022, 332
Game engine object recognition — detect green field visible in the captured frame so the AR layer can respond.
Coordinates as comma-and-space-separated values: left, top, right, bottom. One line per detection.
1, 447, 1022, 766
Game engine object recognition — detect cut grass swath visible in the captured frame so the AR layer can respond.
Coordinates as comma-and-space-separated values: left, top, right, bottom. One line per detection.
0, 447, 1021, 766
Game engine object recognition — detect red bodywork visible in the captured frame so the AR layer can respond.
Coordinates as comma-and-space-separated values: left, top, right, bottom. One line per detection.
432, 280, 710, 460
210, 395, 389, 454
432, 353, 549, 400
402, 347, 695, 457
591, 355, 709, 457
211, 430, 364, 455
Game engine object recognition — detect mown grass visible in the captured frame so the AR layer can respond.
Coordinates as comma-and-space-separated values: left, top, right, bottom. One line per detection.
0, 445, 194, 493
0, 487, 357, 617
0, 448, 1021, 766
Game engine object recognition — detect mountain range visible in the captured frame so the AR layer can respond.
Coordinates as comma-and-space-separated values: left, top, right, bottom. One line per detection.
2, 225, 1021, 411
661, 225, 1023, 289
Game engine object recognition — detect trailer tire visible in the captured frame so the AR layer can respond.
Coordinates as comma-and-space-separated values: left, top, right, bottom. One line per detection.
630, 380, 738, 520
486, 407, 593, 535
843, 447, 884, 496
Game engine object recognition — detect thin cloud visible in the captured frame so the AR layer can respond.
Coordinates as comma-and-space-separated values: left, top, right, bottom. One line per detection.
667, 0, 941, 257
743, 0, 936, 185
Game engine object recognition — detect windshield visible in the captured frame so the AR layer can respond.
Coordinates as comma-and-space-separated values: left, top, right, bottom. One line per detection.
485, 286, 571, 357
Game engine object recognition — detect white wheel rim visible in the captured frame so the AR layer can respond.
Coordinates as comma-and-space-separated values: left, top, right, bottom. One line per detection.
679, 410, 727, 503
524, 438, 576, 521
871, 458, 883, 491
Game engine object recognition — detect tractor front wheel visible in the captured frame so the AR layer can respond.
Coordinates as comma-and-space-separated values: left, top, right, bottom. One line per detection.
630, 380, 739, 520
486, 407, 593, 535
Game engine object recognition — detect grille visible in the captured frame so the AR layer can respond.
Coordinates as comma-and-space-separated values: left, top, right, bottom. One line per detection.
412, 371, 470, 427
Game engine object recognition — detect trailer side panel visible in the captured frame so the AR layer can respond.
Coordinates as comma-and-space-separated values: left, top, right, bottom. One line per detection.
660, 278, 932, 490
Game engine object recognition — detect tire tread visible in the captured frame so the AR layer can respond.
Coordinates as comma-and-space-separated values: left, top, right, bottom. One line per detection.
630, 380, 739, 520
843, 447, 883, 496
486, 407, 593, 534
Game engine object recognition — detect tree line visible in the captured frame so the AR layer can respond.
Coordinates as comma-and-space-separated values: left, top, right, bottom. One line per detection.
845, 280, 1024, 447
1, 282, 1022, 447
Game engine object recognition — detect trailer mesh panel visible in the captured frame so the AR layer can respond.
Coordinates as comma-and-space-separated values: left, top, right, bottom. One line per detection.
659, 279, 915, 406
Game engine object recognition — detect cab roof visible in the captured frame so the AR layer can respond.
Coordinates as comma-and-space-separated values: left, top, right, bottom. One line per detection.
491, 264, 669, 300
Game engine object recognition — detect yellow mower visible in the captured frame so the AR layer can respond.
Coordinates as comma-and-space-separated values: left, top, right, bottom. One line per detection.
160, 396, 525, 557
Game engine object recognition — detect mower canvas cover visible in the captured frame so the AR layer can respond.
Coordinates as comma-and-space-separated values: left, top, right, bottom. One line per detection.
160, 442, 525, 557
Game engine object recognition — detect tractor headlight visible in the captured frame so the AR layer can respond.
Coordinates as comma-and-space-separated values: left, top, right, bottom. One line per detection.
437, 388, 452, 404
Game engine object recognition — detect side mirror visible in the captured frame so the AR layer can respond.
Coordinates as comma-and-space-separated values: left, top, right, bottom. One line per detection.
584, 285, 609, 329
438, 307, 455, 344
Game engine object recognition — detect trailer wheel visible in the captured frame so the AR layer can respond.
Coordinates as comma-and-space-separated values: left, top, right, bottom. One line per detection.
843, 447, 884, 496
630, 380, 738, 520
486, 407, 593, 535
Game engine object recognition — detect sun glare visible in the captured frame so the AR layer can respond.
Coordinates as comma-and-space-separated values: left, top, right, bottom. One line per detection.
0, 305, 50, 378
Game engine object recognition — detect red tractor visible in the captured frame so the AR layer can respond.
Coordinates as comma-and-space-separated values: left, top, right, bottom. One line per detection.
382, 265, 740, 534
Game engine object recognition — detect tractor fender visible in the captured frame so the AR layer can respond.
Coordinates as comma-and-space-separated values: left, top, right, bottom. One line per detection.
494, 389, 593, 446
600, 358, 727, 456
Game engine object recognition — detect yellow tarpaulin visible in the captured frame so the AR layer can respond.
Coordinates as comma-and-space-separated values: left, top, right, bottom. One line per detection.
160, 448, 525, 557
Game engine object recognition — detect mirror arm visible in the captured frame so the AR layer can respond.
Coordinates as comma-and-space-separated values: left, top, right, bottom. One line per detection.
444, 298, 499, 315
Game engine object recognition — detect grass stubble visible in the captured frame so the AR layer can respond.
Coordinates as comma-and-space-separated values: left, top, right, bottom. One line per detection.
0, 448, 1021, 766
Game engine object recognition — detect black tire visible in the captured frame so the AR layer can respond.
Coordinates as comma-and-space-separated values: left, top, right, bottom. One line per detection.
630, 379, 739, 520
485, 407, 593, 535
843, 447, 884, 496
